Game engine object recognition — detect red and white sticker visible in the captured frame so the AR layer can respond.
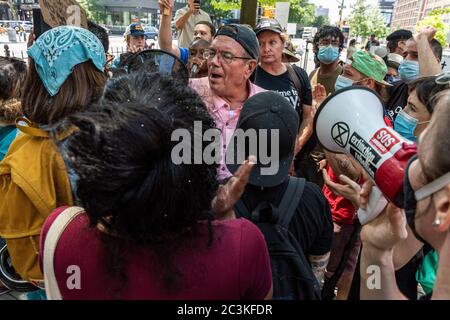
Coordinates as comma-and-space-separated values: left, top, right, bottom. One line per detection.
370, 128, 400, 155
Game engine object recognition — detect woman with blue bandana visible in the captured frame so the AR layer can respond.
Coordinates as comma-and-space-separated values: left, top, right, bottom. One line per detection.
0, 26, 107, 296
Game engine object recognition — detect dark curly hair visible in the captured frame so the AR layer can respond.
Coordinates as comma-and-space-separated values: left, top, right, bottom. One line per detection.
0, 57, 26, 122
56, 72, 219, 293
313, 25, 345, 49
408, 76, 450, 114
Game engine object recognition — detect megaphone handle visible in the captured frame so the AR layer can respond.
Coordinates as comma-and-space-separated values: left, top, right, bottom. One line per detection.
357, 186, 388, 225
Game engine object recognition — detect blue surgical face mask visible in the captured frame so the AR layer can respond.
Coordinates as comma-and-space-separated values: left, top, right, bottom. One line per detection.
318, 45, 340, 64
387, 75, 401, 84
394, 109, 429, 142
334, 75, 354, 91
398, 60, 419, 82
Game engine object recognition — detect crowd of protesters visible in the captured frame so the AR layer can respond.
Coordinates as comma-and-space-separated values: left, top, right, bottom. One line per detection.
0, 0, 449, 301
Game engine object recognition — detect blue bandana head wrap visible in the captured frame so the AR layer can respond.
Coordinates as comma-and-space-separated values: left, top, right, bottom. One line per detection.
28, 26, 106, 96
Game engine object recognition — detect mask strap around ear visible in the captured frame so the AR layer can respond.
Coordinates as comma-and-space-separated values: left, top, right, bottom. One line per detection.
415, 172, 450, 201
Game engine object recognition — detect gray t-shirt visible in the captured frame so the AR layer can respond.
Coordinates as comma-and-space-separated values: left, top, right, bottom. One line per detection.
174, 6, 212, 48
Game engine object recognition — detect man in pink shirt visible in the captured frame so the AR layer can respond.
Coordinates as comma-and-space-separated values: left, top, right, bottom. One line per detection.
159, 2, 264, 181
188, 24, 265, 180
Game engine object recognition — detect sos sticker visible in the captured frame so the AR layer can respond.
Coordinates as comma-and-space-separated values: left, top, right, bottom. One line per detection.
370, 128, 400, 154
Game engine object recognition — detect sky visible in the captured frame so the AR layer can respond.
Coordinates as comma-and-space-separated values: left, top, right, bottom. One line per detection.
309, 0, 380, 24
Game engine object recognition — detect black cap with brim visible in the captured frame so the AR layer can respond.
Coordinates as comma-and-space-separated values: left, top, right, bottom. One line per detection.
386, 29, 413, 42
254, 18, 283, 36
215, 24, 259, 60
226, 92, 299, 188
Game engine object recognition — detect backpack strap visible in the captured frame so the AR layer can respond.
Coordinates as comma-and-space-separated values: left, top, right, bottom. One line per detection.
43, 206, 85, 300
277, 177, 306, 228
285, 63, 302, 102
234, 198, 250, 219
234, 178, 306, 226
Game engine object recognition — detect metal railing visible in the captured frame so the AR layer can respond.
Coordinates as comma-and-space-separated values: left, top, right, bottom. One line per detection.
1, 44, 128, 61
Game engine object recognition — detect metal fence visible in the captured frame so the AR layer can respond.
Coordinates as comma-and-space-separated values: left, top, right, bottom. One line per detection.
1, 44, 128, 61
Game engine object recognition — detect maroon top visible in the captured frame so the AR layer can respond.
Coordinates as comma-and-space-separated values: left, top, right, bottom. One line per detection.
40, 207, 272, 300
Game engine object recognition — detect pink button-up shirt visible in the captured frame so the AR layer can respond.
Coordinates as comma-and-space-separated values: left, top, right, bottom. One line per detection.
190, 77, 265, 181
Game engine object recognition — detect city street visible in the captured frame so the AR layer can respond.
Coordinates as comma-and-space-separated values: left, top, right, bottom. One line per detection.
0, 33, 322, 74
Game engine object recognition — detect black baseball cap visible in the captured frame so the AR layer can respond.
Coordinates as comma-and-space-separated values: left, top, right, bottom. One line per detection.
386, 29, 413, 42
215, 24, 259, 60
254, 18, 283, 36
226, 92, 299, 188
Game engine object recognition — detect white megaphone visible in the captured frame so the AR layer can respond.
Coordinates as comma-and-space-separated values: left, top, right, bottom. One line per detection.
314, 87, 417, 208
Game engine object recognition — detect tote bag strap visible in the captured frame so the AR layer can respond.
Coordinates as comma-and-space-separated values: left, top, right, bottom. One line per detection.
43, 206, 85, 300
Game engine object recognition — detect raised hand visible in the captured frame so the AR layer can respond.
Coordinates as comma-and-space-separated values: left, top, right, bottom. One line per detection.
212, 156, 256, 220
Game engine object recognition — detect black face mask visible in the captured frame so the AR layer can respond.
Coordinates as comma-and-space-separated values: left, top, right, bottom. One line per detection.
403, 155, 429, 245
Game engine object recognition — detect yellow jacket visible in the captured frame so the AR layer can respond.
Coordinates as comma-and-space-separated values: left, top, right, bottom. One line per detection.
0, 121, 73, 283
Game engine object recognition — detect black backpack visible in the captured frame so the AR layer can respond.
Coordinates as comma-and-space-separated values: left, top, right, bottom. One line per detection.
235, 177, 322, 300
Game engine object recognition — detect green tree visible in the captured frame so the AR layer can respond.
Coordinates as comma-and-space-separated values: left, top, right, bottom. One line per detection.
288, 0, 315, 26
313, 15, 330, 28
210, 0, 276, 26
201, 0, 232, 24
210, 0, 317, 27
210, 0, 276, 12
78, 0, 106, 23
416, 8, 450, 47
348, 0, 388, 40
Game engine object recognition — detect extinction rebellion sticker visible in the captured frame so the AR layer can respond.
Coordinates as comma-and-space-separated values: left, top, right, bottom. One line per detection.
349, 132, 381, 179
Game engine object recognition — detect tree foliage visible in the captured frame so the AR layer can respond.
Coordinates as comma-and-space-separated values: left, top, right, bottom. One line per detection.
313, 15, 330, 28
210, 0, 319, 27
78, 0, 106, 23
416, 8, 450, 47
348, 0, 388, 39
288, 0, 316, 26
210, 0, 276, 11
202, 0, 233, 23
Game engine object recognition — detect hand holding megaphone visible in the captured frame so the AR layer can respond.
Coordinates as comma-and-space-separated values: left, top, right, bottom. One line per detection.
314, 87, 417, 208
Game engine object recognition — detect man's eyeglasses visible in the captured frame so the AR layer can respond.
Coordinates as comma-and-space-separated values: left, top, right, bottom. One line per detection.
203, 48, 252, 64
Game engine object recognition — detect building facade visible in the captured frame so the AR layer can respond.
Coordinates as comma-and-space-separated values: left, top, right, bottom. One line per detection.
99, 0, 186, 29
421, 0, 450, 24
391, 0, 450, 31
0, 1, 8, 20
391, 0, 424, 31
379, 0, 395, 27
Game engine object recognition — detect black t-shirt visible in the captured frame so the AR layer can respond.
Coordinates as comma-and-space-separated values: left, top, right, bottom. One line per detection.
386, 81, 409, 120
253, 65, 313, 121
239, 179, 333, 256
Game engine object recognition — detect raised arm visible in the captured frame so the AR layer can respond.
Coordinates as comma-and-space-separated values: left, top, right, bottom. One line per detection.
175, 0, 198, 30
158, 0, 181, 58
416, 26, 442, 77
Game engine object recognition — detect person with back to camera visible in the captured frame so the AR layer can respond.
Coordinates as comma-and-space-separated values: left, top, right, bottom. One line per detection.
0, 26, 107, 293
39, 71, 273, 300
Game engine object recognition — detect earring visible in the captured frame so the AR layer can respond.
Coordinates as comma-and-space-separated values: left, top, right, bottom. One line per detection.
432, 219, 441, 228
